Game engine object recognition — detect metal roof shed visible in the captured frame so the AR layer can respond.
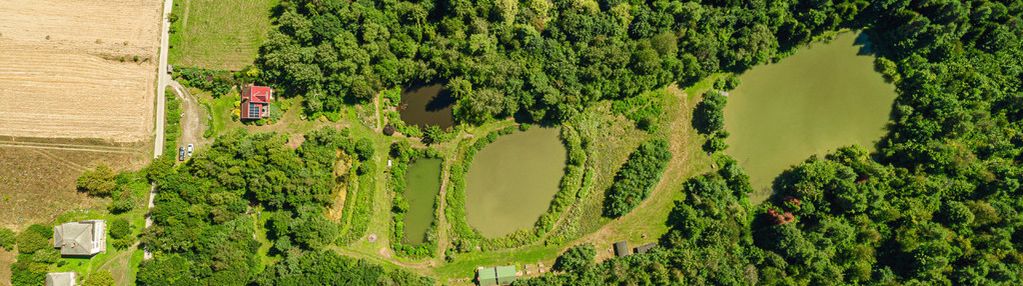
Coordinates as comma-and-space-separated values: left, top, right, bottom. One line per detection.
495, 265, 517, 285
634, 243, 657, 254
477, 267, 498, 286
613, 241, 629, 257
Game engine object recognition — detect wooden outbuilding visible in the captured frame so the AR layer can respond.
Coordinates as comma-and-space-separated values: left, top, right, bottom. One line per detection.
613, 241, 629, 257
634, 243, 657, 254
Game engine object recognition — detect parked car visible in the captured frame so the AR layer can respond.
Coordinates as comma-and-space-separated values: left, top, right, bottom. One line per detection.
178, 147, 185, 161
187, 144, 194, 156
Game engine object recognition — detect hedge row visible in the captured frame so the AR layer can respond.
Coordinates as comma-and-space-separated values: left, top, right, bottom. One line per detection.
337, 149, 377, 244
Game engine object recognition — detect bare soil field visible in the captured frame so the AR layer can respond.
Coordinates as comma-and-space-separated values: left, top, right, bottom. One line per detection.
0, 0, 163, 142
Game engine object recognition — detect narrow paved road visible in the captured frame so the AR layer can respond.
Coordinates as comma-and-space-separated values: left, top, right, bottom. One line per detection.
146, 0, 174, 261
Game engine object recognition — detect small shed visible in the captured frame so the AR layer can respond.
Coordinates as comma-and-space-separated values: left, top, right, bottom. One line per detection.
45, 272, 76, 286
495, 265, 516, 284
477, 267, 498, 286
613, 241, 629, 257
476, 265, 517, 286
634, 243, 657, 254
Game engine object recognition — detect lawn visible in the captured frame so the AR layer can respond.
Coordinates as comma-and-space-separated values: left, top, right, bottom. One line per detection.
169, 0, 278, 70
50, 176, 151, 285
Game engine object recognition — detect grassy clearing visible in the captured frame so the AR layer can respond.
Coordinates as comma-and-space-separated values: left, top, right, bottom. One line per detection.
569, 77, 722, 261
433, 245, 561, 281
169, 0, 278, 70
194, 87, 336, 140
555, 102, 652, 238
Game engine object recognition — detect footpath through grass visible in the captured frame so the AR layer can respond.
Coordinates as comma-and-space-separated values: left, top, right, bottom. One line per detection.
168, 0, 278, 70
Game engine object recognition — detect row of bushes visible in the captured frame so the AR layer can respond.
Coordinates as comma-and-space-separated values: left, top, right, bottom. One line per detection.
603, 138, 672, 218
387, 141, 441, 258
445, 124, 588, 254
336, 140, 377, 245
174, 67, 235, 97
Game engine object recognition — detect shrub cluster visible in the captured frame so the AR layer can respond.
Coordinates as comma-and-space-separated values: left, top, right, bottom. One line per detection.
174, 67, 234, 97
603, 138, 672, 218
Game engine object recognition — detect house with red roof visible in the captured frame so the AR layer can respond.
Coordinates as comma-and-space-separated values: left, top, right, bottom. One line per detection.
240, 85, 273, 120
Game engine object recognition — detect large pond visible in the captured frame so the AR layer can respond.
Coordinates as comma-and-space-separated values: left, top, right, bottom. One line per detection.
465, 127, 567, 237
724, 32, 896, 203
403, 158, 443, 244
400, 84, 455, 129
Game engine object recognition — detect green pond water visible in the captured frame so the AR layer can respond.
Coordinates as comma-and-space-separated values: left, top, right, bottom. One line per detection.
465, 128, 567, 237
403, 158, 442, 244
724, 32, 896, 203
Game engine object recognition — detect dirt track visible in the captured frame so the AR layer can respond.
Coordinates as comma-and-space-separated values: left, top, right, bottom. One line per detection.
0, 0, 163, 142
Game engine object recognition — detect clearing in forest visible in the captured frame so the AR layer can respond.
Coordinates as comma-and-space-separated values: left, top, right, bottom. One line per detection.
168, 0, 278, 70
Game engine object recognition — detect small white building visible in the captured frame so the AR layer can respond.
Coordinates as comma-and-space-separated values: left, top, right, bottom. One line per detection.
45, 272, 76, 286
53, 220, 106, 257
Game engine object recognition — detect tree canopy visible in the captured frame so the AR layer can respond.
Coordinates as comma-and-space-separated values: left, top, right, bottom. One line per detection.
521, 0, 1023, 284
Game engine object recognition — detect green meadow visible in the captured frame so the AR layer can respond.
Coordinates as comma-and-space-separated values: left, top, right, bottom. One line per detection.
168, 0, 278, 70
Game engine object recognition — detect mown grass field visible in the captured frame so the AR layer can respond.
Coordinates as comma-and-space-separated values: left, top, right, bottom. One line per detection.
168, 0, 278, 70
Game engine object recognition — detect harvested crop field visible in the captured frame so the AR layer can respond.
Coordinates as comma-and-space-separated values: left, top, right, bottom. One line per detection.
0, 0, 163, 142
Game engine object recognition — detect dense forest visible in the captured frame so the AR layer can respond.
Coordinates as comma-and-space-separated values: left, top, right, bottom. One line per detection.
510, 0, 1023, 285
67, 0, 1020, 284
136, 129, 431, 285
256, 0, 829, 123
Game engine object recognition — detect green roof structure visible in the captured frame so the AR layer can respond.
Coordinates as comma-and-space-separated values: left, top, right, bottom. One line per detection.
476, 265, 517, 286
495, 265, 517, 284
477, 267, 498, 286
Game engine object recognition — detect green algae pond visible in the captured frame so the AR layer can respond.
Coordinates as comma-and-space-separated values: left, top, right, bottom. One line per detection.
403, 158, 443, 244
724, 32, 896, 203
465, 128, 567, 237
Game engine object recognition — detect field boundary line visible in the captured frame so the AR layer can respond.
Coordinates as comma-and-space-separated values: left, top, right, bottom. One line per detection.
0, 143, 139, 154
29, 149, 88, 172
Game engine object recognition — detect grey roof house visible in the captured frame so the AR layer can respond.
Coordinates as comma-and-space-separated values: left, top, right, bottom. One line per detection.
53, 220, 106, 257
45, 272, 76, 286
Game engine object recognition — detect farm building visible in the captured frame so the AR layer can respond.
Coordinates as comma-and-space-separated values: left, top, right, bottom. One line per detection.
53, 220, 106, 257
634, 243, 657, 254
45, 272, 76, 286
476, 265, 517, 286
613, 241, 629, 257
240, 84, 273, 120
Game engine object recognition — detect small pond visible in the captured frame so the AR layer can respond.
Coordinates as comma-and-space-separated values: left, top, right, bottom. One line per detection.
403, 158, 443, 244
724, 32, 896, 203
465, 127, 567, 237
400, 84, 455, 129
